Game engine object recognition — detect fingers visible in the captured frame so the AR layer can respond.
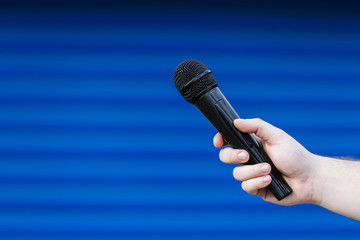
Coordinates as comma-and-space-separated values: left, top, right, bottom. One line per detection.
214, 125, 273, 197
215, 118, 284, 147
241, 175, 272, 195
219, 147, 249, 164
233, 118, 283, 143
233, 163, 271, 181
214, 133, 250, 165
233, 163, 272, 196
214, 133, 250, 164
213, 119, 282, 198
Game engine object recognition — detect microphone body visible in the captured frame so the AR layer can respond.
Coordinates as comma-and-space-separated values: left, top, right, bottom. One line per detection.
195, 87, 292, 200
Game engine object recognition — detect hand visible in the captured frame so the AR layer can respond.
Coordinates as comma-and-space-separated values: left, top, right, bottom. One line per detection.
213, 118, 318, 206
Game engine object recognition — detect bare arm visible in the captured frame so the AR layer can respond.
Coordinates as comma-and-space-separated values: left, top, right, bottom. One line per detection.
312, 155, 360, 220
214, 118, 360, 220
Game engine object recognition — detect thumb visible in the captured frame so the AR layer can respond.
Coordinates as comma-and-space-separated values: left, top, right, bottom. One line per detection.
233, 118, 283, 143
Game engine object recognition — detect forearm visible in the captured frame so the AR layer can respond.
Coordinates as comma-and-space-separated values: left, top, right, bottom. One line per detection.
312, 155, 360, 220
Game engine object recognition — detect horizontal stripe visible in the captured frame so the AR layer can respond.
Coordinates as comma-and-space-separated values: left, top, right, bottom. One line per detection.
0, 6, 359, 237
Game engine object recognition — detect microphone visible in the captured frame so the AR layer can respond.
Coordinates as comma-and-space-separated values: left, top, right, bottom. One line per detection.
173, 59, 292, 201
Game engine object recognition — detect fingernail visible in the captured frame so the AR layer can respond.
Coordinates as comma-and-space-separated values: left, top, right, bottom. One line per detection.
238, 152, 247, 161
263, 175, 271, 182
261, 164, 270, 173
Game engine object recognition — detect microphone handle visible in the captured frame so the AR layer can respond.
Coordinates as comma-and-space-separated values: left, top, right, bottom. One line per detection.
195, 87, 292, 201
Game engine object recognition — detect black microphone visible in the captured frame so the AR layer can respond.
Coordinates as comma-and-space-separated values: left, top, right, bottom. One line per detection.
173, 59, 292, 201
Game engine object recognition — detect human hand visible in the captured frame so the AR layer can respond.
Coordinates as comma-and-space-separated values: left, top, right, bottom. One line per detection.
213, 118, 318, 206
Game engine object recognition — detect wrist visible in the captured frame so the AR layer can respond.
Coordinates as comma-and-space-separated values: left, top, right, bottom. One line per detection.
307, 155, 360, 220
307, 154, 327, 206
308, 154, 344, 208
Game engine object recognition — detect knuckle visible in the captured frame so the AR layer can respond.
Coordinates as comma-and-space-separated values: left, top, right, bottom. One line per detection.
232, 167, 241, 180
219, 149, 223, 160
219, 148, 227, 161
220, 147, 235, 162
241, 181, 249, 192
254, 118, 263, 124
254, 118, 265, 129
219, 147, 228, 158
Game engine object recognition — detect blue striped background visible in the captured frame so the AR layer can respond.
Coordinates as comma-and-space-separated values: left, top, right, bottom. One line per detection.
0, 2, 360, 239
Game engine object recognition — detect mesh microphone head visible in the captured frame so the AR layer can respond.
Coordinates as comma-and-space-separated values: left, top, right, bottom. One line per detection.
173, 60, 218, 104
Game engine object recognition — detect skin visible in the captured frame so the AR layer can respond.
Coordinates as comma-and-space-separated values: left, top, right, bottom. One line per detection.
213, 118, 360, 221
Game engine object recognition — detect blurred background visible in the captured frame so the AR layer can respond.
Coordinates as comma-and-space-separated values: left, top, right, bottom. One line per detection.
0, 0, 359, 239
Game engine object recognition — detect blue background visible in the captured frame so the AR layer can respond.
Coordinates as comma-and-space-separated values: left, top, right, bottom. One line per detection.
0, 1, 359, 239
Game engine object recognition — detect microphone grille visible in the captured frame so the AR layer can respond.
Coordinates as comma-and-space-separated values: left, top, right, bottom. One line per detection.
173, 60, 217, 104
